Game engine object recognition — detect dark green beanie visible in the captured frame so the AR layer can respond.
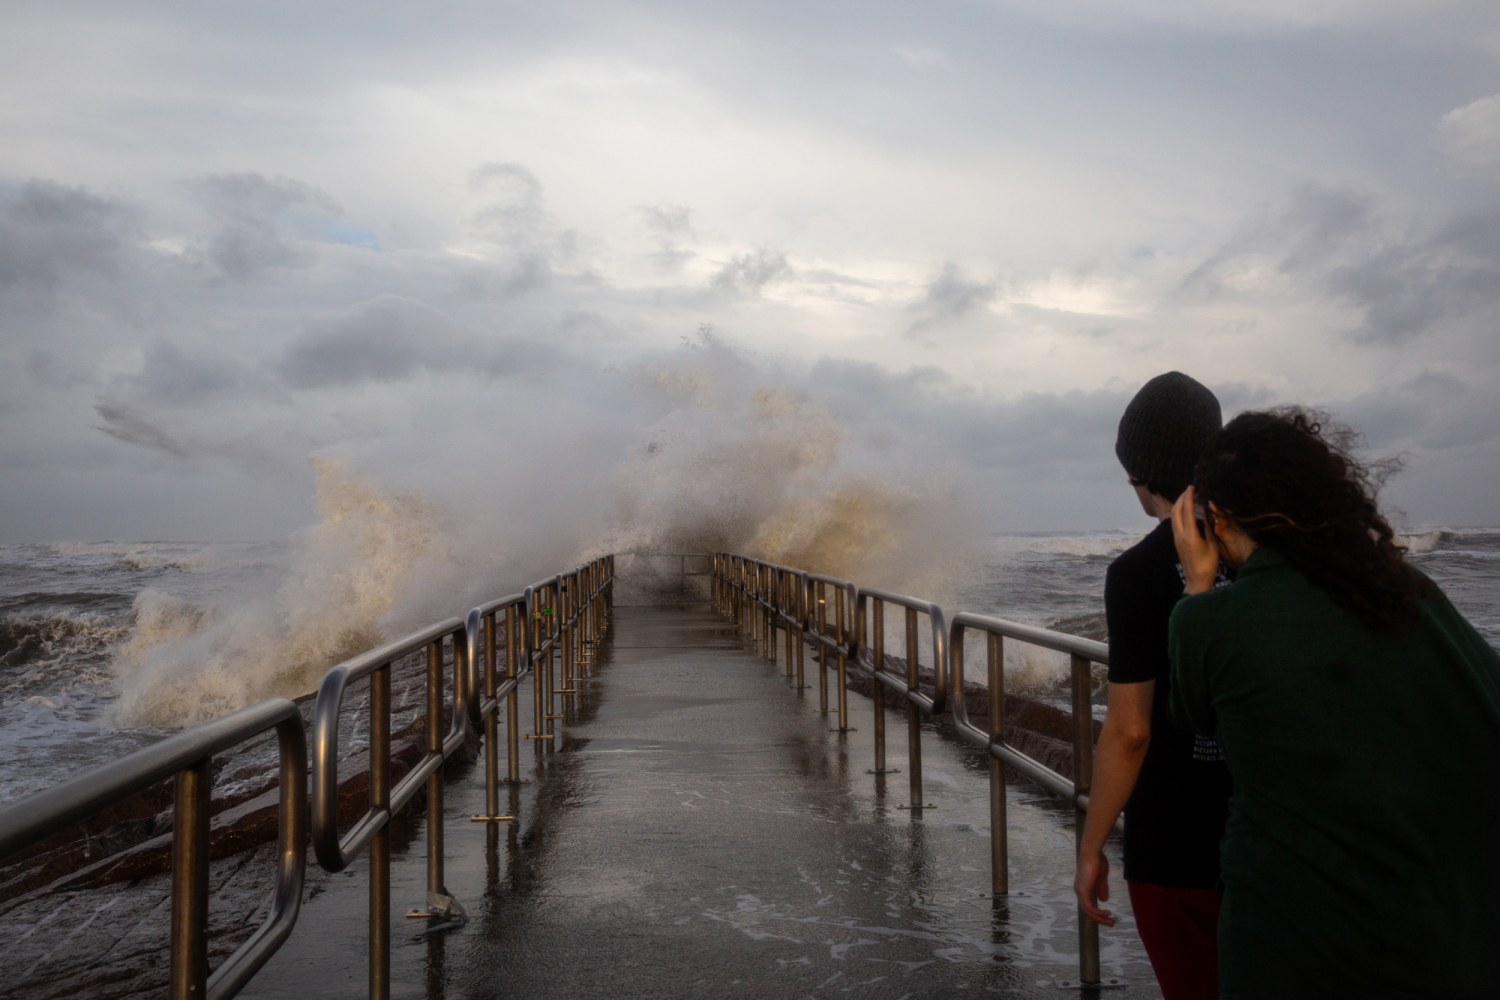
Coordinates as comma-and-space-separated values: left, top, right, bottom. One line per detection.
1115, 371, 1222, 499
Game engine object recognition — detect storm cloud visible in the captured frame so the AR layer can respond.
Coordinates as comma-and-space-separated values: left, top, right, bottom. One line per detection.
2, 1, 1499, 542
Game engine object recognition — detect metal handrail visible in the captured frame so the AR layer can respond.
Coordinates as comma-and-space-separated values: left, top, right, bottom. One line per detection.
709, 553, 1111, 988
309, 616, 470, 1000
948, 613, 1107, 799
6, 547, 1118, 991
948, 611, 1109, 984
0, 555, 616, 1000
0, 698, 307, 1000
467, 592, 532, 810
310, 617, 469, 870
803, 571, 857, 722
853, 586, 949, 714
462, 554, 614, 818
850, 585, 949, 811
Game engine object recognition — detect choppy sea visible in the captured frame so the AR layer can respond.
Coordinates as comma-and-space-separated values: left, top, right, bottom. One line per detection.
2, 528, 1496, 805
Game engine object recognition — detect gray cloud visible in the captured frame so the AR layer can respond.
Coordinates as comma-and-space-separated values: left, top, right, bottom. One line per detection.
0, 181, 134, 298
94, 399, 190, 458
27, 349, 96, 390
470, 163, 546, 234
1182, 184, 1500, 349
1329, 213, 1500, 346
639, 204, 697, 272
3, 3, 1499, 543
710, 247, 793, 295
276, 295, 475, 389
190, 173, 342, 281
459, 162, 582, 295
1339, 370, 1499, 453
640, 204, 694, 237
124, 341, 247, 405
907, 261, 997, 337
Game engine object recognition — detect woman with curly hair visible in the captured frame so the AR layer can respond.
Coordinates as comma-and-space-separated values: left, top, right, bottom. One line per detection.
1168, 408, 1500, 999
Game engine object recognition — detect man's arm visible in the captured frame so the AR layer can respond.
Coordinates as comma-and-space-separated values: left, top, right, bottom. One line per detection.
1074, 679, 1154, 926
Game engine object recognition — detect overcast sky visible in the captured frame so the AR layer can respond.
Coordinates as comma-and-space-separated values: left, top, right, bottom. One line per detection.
3, 0, 1498, 556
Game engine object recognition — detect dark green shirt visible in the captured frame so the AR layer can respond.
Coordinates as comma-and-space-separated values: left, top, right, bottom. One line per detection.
1169, 547, 1500, 999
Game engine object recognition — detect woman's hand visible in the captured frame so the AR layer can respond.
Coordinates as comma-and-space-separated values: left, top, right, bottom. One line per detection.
1172, 486, 1220, 594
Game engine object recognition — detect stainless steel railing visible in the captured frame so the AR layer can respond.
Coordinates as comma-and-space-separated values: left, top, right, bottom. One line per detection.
853, 586, 948, 811
309, 554, 615, 1000
0, 554, 615, 1000
711, 551, 1110, 988
1, 548, 1117, 991
467, 591, 532, 803
949, 611, 1108, 985
310, 616, 472, 999
0, 698, 307, 1000
463, 558, 614, 822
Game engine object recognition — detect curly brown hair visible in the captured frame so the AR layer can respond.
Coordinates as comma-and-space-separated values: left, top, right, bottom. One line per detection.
1193, 408, 1425, 630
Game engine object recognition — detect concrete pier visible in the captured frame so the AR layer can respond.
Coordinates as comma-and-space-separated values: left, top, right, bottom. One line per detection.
244, 598, 1159, 999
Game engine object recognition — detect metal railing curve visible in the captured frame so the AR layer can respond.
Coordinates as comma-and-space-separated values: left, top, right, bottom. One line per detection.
310, 617, 469, 872
309, 616, 472, 999
0, 698, 307, 1000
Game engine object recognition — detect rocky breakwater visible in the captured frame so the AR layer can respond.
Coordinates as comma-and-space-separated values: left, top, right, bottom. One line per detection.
0, 648, 480, 1000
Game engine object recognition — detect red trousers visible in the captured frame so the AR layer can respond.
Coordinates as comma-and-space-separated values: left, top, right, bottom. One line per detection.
1127, 881, 1221, 1000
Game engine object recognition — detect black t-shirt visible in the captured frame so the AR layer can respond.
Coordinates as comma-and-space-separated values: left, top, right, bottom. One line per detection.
1105, 518, 1232, 888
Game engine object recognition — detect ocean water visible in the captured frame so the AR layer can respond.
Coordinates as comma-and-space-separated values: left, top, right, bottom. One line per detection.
2, 528, 1497, 806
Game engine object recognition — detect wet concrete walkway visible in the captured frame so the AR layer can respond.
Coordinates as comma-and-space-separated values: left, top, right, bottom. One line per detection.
247, 600, 1159, 999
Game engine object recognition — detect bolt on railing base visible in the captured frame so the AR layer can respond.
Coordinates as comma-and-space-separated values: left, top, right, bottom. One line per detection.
406, 891, 467, 935
1053, 977, 1127, 990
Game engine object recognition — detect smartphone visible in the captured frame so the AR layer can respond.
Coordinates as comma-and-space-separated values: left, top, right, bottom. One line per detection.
1193, 500, 1215, 540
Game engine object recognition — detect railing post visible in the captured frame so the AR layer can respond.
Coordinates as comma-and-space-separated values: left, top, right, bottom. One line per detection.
757, 564, 767, 658
988, 632, 1008, 896
426, 640, 445, 906
795, 573, 807, 689
766, 569, 778, 663
816, 582, 830, 714
370, 663, 391, 1000
546, 584, 560, 727
483, 612, 500, 818
835, 588, 849, 732
561, 581, 577, 698
1071, 651, 1100, 985
169, 759, 211, 1000
905, 607, 924, 810
506, 604, 522, 781
712, 554, 722, 612
782, 571, 795, 678
872, 599, 888, 774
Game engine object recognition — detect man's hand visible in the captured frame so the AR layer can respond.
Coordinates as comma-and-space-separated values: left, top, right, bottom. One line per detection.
1074, 848, 1116, 926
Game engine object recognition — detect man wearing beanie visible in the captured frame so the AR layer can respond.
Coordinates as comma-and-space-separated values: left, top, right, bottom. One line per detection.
1074, 372, 1233, 1000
